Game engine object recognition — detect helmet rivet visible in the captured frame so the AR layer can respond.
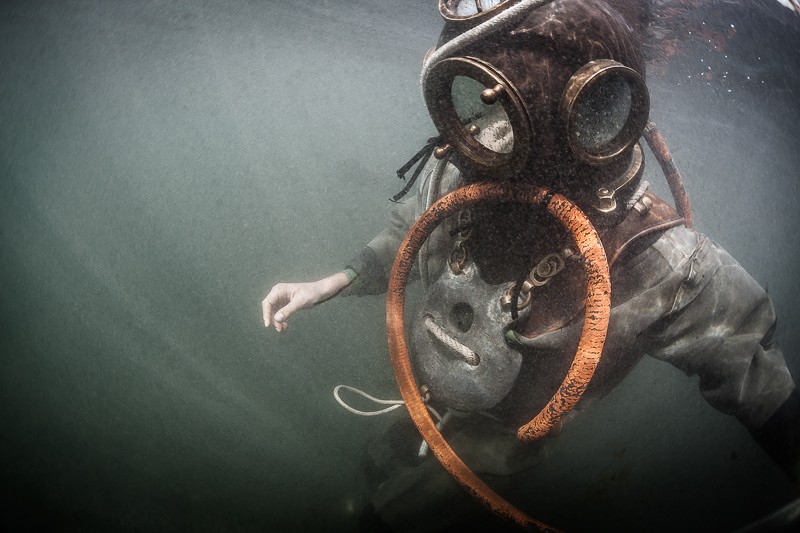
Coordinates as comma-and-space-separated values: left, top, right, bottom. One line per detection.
480, 84, 505, 105
434, 144, 453, 159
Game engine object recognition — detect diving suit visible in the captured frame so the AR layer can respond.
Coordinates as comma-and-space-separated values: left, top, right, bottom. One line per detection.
262, 0, 799, 530
345, 155, 799, 530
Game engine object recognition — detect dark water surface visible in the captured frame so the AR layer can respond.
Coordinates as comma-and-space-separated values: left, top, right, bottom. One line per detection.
1, 1, 798, 532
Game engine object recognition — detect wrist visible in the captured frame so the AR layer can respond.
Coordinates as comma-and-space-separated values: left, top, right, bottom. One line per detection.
316, 271, 354, 303
341, 268, 358, 284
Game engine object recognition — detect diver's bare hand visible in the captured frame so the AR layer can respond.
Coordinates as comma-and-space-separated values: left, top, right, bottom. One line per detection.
262, 272, 351, 332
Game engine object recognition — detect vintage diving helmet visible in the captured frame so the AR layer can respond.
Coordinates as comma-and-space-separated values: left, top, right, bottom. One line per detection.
408, 0, 654, 415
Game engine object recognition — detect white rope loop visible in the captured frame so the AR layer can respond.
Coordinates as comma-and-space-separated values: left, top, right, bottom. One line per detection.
333, 384, 405, 416
424, 315, 480, 366
333, 384, 446, 457
334, 384, 443, 423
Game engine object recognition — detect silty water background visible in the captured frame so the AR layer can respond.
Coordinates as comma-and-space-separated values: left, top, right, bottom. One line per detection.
1, 1, 798, 531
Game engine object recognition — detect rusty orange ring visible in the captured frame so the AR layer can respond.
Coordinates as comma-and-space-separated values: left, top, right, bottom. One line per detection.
386, 182, 610, 530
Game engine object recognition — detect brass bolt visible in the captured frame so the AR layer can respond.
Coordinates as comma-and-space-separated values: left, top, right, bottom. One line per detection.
420, 384, 431, 403
434, 144, 452, 159
480, 84, 505, 105
633, 195, 653, 216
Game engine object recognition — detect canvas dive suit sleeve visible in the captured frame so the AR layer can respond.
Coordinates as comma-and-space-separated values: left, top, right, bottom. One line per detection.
343, 198, 419, 296
637, 226, 799, 482
342, 159, 461, 297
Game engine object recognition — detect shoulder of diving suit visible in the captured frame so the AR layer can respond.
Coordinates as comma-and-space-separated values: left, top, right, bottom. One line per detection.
515, 190, 745, 342
598, 191, 686, 270
413, 159, 463, 217
624, 199, 764, 317
341, 161, 463, 297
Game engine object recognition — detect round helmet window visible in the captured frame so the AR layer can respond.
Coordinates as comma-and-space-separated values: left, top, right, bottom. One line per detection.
451, 75, 514, 154
562, 60, 649, 165
572, 74, 632, 151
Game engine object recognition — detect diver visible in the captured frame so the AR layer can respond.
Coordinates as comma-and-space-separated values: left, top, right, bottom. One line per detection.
262, 0, 799, 530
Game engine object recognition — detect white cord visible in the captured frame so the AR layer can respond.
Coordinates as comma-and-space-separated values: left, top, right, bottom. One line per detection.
420, 0, 556, 87
418, 410, 453, 458
420, 157, 450, 287
424, 315, 480, 365
334, 384, 447, 459
425, 157, 449, 211
333, 384, 405, 416
333, 384, 443, 423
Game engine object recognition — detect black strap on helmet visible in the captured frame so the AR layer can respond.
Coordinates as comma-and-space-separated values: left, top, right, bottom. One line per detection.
390, 136, 441, 203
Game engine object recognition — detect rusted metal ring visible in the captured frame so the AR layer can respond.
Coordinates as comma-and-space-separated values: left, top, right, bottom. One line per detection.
386, 181, 609, 530
562, 59, 650, 165
424, 56, 532, 179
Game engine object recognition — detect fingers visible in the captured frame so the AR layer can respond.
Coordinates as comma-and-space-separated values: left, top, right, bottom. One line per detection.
262, 297, 273, 328
274, 317, 288, 333
273, 297, 303, 327
262, 282, 313, 333
262, 278, 334, 333
262, 283, 289, 330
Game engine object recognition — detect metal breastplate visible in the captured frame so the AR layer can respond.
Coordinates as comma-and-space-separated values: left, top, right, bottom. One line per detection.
520, 192, 686, 339
409, 192, 685, 413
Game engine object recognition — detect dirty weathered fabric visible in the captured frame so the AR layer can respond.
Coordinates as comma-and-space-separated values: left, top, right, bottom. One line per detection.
343, 162, 798, 529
